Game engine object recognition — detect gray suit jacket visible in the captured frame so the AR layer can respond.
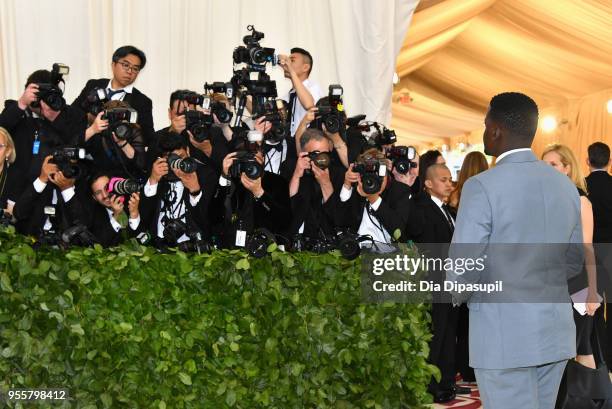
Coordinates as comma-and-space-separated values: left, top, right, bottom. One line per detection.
446, 150, 583, 369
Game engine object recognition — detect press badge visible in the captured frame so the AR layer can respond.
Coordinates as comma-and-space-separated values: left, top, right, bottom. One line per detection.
32, 140, 40, 155
235, 230, 247, 247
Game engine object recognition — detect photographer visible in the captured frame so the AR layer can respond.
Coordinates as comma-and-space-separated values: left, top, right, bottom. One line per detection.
336, 148, 412, 243
84, 173, 141, 247
392, 150, 420, 198
73, 45, 155, 147
0, 127, 18, 216
217, 133, 291, 248
0, 68, 87, 196
12, 154, 86, 237
84, 100, 146, 179
149, 90, 228, 176
287, 129, 344, 238
279, 48, 321, 140
140, 132, 216, 247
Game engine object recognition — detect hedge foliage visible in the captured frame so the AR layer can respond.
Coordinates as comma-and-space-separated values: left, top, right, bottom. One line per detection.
0, 228, 436, 408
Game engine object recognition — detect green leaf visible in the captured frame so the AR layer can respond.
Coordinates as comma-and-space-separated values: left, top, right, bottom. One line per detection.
40, 302, 49, 311
70, 324, 85, 336
67, 270, 80, 280
235, 258, 250, 270
178, 372, 192, 386
226, 389, 236, 406
229, 342, 239, 352
118, 322, 133, 332
49, 311, 63, 323
0, 272, 13, 292
159, 401, 167, 409
267, 242, 277, 253
185, 359, 197, 373
160, 330, 171, 340
100, 392, 112, 408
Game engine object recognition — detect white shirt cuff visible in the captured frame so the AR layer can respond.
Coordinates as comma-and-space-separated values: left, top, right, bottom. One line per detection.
219, 175, 231, 187
109, 213, 122, 232
33, 178, 47, 193
370, 197, 382, 211
340, 186, 353, 202
189, 191, 202, 206
128, 216, 141, 231
61, 186, 76, 202
144, 180, 158, 197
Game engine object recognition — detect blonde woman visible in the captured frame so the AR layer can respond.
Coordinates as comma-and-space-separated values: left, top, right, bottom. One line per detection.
542, 144, 601, 369
449, 151, 489, 209
0, 127, 17, 216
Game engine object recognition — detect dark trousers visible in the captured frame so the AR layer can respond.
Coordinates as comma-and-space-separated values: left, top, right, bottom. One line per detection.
429, 303, 460, 391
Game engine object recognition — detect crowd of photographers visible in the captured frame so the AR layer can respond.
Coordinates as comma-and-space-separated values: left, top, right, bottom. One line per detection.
0, 28, 449, 259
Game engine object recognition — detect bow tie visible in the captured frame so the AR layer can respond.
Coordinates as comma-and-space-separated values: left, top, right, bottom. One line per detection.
264, 142, 283, 153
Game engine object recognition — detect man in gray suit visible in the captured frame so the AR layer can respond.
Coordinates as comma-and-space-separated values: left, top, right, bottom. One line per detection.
446, 92, 583, 409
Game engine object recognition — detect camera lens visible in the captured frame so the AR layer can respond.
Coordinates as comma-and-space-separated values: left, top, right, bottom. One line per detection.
394, 160, 410, 175
113, 123, 132, 140
362, 174, 381, 195
45, 92, 66, 111
244, 162, 263, 180
324, 115, 340, 133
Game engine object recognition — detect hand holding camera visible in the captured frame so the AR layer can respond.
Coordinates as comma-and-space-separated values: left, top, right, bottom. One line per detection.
343, 163, 360, 190
188, 131, 212, 157
127, 193, 140, 219
49, 170, 75, 191
18, 83, 39, 110
90, 111, 109, 134
39, 155, 59, 184
293, 152, 312, 179
150, 157, 169, 184
240, 172, 264, 198
174, 167, 200, 194
109, 195, 125, 219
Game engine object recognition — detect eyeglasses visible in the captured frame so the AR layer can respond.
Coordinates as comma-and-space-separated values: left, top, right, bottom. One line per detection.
116, 60, 141, 74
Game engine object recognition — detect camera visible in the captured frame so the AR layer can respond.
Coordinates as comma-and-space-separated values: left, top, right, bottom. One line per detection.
233, 25, 278, 67
81, 87, 108, 115
229, 130, 263, 180
161, 216, 187, 245
50, 147, 86, 179
210, 101, 233, 124
102, 107, 138, 141
386, 145, 416, 175
305, 151, 331, 174
245, 228, 276, 258
353, 155, 387, 195
167, 153, 197, 174
61, 224, 97, 247
312, 85, 346, 134
357, 121, 397, 149
204, 82, 234, 99
254, 99, 289, 144
184, 110, 214, 142
34, 63, 69, 111
108, 177, 142, 204
175, 90, 205, 107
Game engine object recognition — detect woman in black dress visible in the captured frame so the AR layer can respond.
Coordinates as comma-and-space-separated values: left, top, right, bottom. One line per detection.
542, 144, 601, 369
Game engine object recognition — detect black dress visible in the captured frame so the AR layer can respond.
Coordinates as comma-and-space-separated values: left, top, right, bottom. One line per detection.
573, 187, 593, 355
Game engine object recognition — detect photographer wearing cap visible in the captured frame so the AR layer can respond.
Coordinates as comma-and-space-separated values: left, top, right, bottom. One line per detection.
287, 129, 344, 239
140, 132, 216, 247
84, 100, 146, 179
336, 148, 412, 244
83, 172, 141, 247
217, 131, 291, 249
148, 90, 228, 176
0, 68, 87, 197
73, 45, 155, 147
12, 153, 86, 237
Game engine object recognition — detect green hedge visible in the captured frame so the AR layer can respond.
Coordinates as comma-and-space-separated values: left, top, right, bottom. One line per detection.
0, 228, 436, 408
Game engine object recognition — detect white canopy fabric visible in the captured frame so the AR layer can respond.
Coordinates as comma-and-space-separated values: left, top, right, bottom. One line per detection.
0, 0, 417, 130
393, 0, 612, 166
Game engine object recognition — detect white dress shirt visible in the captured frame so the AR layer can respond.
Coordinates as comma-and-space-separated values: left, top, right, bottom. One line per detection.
106, 80, 134, 101
286, 78, 322, 137
144, 180, 202, 243
340, 185, 391, 244
33, 178, 75, 231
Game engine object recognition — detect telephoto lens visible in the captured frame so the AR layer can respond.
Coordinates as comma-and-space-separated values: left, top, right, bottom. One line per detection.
167, 153, 197, 174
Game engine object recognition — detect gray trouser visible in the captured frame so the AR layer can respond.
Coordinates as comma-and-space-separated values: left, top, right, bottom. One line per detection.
474, 360, 567, 409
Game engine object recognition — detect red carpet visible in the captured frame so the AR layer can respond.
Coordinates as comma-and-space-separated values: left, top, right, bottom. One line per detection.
431, 382, 481, 409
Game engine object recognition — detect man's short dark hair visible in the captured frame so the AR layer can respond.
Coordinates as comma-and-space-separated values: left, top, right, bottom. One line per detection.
112, 45, 147, 69
418, 150, 443, 189
88, 171, 111, 189
300, 128, 328, 151
588, 142, 610, 169
291, 47, 313, 76
25, 70, 52, 88
488, 92, 539, 139
159, 132, 188, 153
169, 89, 194, 109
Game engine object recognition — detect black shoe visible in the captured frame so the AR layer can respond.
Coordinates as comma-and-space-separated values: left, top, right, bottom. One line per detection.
453, 385, 471, 395
432, 389, 456, 403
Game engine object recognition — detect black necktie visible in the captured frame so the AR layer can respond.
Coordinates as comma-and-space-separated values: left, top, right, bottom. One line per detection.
107, 88, 126, 99
442, 204, 455, 234
264, 142, 283, 154
287, 91, 297, 128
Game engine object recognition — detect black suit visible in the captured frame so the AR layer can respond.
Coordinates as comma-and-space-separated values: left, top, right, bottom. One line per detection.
586, 170, 612, 367
0, 100, 87, 197
12, 181, 86, 237
139, 165, 217, 243
73, 78, 154, 147
410, 193, 461, 395
335, 178, 412, 241
218, 171, 291, 248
